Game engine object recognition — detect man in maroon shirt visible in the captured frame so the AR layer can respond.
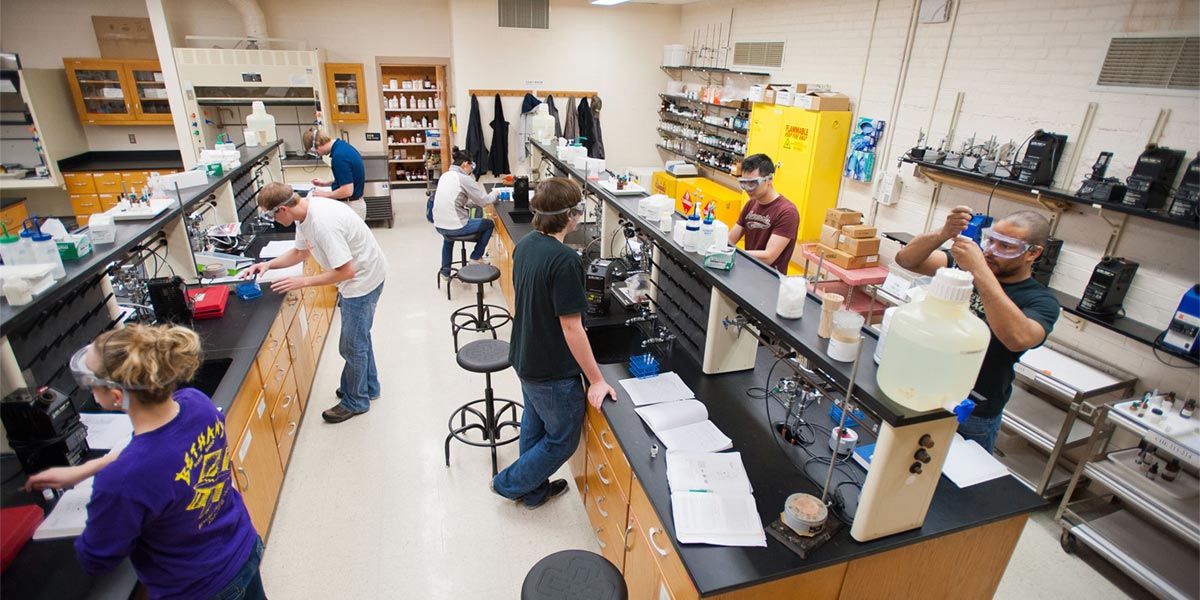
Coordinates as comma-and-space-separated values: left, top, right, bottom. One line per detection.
727, 153, 799, 274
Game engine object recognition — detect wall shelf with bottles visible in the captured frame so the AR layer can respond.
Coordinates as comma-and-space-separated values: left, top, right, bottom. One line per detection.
378, 63, 450, 183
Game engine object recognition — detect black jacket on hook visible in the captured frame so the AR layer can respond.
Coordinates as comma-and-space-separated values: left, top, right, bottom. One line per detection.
589, 95, 605, 159
465, 95, 489, 179
488, 94, 510, 176
577, 97, 595, 157
545, 95, 562, 138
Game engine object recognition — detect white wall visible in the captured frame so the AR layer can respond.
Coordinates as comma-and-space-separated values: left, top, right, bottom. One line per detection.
0, 0, 180, 151
681, 0, 1200, 396
448, 0, 682, 173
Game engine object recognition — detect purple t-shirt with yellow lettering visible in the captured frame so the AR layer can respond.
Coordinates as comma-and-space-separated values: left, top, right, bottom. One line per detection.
75, 388, 257, 599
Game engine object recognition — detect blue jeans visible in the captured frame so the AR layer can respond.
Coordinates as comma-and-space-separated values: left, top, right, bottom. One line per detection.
436, 219, 494, 276
338, 283, 383, 413
958, 412, 1003, 454
211, 536, 266, 600
492, 377, 585, 506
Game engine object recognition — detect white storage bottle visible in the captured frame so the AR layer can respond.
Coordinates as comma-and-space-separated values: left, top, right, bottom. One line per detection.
532, 104, 555, 143
245, 101, 277, 144
875, 268, 990, 412
21, 218, 66, 279
0, 224, 32, 265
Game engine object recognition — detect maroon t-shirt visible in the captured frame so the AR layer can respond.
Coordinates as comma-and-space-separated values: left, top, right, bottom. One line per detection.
737, 194, 799, 273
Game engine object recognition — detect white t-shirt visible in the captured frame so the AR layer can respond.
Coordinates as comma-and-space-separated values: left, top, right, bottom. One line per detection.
294, 197, 388, 298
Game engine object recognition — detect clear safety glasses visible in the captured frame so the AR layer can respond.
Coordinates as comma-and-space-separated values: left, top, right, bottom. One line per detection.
980, 228, 1038, 259
259, 197, 298, 223
532, 201, 585, 218
69, 345, 143, 391
738, 175, 772, 192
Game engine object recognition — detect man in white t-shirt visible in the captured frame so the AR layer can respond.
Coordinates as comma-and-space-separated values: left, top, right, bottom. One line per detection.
243, 182, 389, 423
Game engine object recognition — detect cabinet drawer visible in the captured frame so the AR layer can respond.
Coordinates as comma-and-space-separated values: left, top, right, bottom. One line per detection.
586, 405, 632, 502
223, 363, 263, 442
269, 367, 299, 455
631, 478, 697, 600
121, 171, 150, 188
69, 193, 101, 215
230, 391, 284, 538
255, 312, 287, 376
586, 421, 629, 506
92, 172, 124, 193
583, 447, 627, 571
280, 289, 302, 331
98, 194, 119, 211
63, 173, 96, 193
261, 348, 289, 409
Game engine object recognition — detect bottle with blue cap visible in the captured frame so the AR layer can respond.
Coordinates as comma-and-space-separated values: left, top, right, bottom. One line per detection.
0, 223, 33, 266
20, 217, 65, 279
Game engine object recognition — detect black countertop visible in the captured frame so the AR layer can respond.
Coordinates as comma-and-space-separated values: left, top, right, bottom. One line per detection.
57, 151, 185, 173
0, 235, 291, 599
1, 196, 25, 210
529, 139, 945, 428
0, 141, 283, 334
599, 348, 1046, 596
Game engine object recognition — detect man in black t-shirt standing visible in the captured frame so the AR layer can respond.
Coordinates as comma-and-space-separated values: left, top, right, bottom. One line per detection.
491, 177, 616, 509
895, 207, 1060, 453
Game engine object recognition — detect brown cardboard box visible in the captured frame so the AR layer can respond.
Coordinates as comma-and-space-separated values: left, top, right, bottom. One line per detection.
827, 250, 879, 270
93, 17, 157, 60
837, 235, 881, 257
819, 224, 840, 249
794, 92, 851, 112
840, 224, 878, 239
824, 208, 863, 228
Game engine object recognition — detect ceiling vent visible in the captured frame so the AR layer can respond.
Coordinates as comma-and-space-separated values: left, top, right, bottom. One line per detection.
1097, 36, 1198, 91
733, 41, 785, 69
499, 0, 550, 30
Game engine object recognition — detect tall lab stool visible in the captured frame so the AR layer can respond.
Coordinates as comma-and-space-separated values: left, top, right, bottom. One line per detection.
450, 264, 512, 352
445, 339, 522, 476
436, 231, 482, 300
521, 550, 628, 600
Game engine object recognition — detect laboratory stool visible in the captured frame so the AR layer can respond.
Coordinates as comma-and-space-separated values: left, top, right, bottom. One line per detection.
521, 550, 628, 600
444, 339, 522, 476
437, 231, 482, 300
450, 264, 512, 352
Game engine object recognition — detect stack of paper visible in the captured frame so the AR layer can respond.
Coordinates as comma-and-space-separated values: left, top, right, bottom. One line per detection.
635, 400, 732, 453
667, 452, 766, 547
259, 240, 298, 259
80, 413, 133, 452
618, 372, 694, 407
33, 479, 94, 540
941, 434, 1010, 487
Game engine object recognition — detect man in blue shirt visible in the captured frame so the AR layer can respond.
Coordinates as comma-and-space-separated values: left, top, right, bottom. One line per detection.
305, 128, 367, 220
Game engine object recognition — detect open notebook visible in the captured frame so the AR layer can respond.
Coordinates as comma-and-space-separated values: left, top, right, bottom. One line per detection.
667, 452, 765, 547
33, 479, 93, 540
618, 372, 695, 407
635, 400, 732, 453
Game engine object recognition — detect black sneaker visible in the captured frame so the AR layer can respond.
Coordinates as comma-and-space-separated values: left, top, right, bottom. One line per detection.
321, 404, 363, 424
523, 479, 569, 510
336, 389, 380, 401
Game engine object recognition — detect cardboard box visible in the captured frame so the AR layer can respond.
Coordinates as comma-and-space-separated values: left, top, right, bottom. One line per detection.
840, 224, 878, 239
824, 208, 863, 228
827, 249, 880, 270
837, 235, 881, 257
794, 92, 851, 112
93, 17, 157, 60
819, 224, 840, 249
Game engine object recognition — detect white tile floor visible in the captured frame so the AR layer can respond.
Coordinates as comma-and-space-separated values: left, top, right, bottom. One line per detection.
260, 190, 1140, 599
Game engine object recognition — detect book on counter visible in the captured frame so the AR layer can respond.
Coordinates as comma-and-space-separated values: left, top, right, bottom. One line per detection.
666, 451, 766, 547
635, 399, 732, 453
618, 372, 694, 407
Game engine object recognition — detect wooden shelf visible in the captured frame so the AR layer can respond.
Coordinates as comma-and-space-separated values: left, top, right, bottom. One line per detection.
659, 65, 771, 77
76, 80, 121, 84
384, 108, 439, 112
659, 93, 751, 112
388, 143, 424, 147
656, 128, 745, 156
389, 159, 425, 163
382, 88, 440, 93
386, 127, 434, 132
658, 111, 747, 136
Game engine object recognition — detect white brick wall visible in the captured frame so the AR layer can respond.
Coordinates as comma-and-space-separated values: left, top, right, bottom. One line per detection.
680, 0, 1200, 399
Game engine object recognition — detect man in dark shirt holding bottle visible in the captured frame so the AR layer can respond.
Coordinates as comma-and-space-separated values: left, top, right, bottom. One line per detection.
305, 128, 367, 221
727, 153, 799, 274
895, 207, 1060, 452
491, 177, 616, 509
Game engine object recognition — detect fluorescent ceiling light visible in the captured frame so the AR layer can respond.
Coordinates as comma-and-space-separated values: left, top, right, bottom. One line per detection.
591, 0, 631, 5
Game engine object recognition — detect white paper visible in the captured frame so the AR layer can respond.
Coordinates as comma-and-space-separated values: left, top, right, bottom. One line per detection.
666, 451, 751, 495
259, 240, 298, 259
671, 491, 766, 546
0, 80, 16, 93
33, 479, 94, 540
942, 434, 1010, 488
619, 372, 694, 407
80, 413, 133, 451
635, 399, 708, 433
655, 421, 732, 453
213, 263, 304, 285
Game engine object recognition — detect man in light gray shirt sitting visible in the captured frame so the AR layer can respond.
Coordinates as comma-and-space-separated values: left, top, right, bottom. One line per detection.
431, 147, 500, 279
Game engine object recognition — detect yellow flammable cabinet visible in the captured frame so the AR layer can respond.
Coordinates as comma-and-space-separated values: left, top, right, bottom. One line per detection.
746, 104, 852, 242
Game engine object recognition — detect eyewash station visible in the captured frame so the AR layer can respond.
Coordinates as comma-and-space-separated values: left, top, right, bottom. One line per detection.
471, 136, 1048, 599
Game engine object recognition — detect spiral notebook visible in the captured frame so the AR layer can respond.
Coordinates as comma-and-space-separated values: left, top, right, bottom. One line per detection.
634, 400, 732, 453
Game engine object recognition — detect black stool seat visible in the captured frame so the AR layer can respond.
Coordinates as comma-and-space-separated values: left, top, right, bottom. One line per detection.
436, 231, 485, 300
457, 263, 500, 284
521, 550, 628, 600
446, 231, 482, 242
455, 339, 511, 373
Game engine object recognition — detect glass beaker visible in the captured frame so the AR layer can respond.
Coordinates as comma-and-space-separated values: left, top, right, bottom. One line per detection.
776, 276, 808, 319
827, 310, 864, 362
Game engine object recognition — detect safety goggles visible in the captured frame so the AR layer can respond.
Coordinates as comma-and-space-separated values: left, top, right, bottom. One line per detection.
532, 201, 586, 218
69, 345, 145, 391
259, 196, 298, 223
980, 228, 1039, 259
738, 175, 772, 191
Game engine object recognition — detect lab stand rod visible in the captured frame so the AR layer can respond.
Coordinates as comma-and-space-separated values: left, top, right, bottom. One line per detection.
821, 338, 865, 505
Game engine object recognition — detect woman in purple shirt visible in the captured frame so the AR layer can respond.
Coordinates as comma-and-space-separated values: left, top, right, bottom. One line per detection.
25, 325, 264, 600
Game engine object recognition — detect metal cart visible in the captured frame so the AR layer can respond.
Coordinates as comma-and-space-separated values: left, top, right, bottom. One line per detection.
1056, 399, 1200, 600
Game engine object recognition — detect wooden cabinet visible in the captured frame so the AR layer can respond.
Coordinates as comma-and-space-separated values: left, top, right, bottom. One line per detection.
379, 63, 450, 183
324, 63, 368, 124
61, 169, 178, 224
268, 366, 300, 468
0, 201, 28, 237
229, 389, 283, 537
63, 58, 171, 125
623, 512, 673, 600
286, 312, 315, 410
488, 208, 517, 312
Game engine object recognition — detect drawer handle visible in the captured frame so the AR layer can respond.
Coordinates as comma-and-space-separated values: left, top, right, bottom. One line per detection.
600, 430, 614, 450
596, 463, 611, 485
594, 528, 606, 549
648, 527, 669, 557
594, 495, 608, 518
287, 293, 299, 306
236, 466, 250, 491
624, 525, 634, 551
281, 394, 293, 409
287, 422, 297, 436
583, 483, 589, 496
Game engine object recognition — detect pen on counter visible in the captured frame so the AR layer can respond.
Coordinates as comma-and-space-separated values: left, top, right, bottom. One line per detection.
687, 489, 712, 493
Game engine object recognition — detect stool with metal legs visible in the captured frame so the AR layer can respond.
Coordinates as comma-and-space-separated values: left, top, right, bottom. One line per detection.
450, 264, 512, 352
437, 231, 482, 300
445, 339, 522, 476
521, 550, 627, 600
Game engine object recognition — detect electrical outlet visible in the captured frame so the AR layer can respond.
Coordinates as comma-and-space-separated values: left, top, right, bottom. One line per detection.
128, 134, 137, 144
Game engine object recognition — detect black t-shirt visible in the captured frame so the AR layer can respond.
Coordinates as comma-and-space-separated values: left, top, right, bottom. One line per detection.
510, 232, 589, 381
947, 253, 1061, 418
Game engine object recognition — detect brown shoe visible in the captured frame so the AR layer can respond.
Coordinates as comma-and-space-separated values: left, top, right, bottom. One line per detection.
322, 404, 363, 423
